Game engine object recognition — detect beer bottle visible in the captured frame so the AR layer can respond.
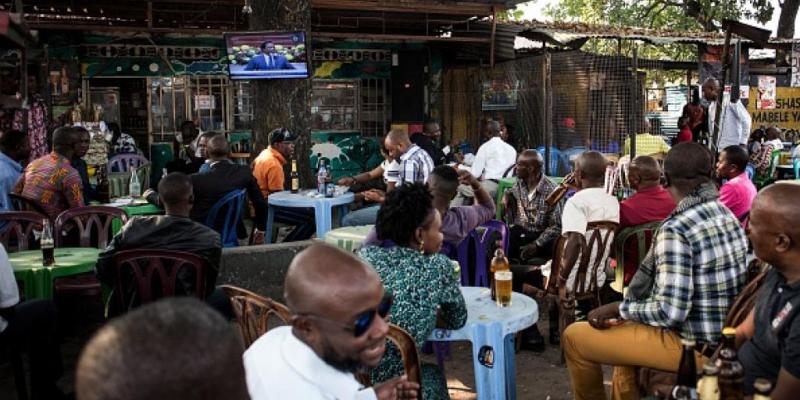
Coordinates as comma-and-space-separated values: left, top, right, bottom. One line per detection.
129, 169, 141, 198
697, 363, 720, 400
671, 338, 698, 400
290, 160, 300, 193
96, 167, 110, 203
41, 219, 55, 266
716, 327, 744, 400
490, 248, 509, 301
545, 172, 575, 207
317, 156, 327, 195
752, 378, 772, 400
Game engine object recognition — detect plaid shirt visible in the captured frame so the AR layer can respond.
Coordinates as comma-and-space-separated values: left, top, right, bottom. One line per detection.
620, 189, 747, 344
509, 176, 563, 247
398, 144, 434, 185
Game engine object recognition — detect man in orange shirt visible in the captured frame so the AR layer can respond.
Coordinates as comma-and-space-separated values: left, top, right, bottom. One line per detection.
252, 128, 314, 242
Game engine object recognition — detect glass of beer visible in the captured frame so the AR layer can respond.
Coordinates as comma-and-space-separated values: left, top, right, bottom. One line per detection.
494, 271, 512, 307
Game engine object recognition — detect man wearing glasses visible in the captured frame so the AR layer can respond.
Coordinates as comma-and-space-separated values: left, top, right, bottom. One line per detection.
244, 244, 419, 400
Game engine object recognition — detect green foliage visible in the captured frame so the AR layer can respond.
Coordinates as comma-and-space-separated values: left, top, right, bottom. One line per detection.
498, 7, 525, 22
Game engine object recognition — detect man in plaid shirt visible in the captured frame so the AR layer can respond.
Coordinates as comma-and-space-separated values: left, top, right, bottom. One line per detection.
562, 142, 748, 400
384, 129, 434, 187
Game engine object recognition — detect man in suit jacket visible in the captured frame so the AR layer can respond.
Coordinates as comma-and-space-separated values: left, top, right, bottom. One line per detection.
189, 134, 267, 234
245, 41, 294, 71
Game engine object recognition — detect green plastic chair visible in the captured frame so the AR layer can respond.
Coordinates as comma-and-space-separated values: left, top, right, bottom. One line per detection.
611, 221, 661, 294
495, 177, 517, 219
794, 158, 799, 180
753, 149, 781, 189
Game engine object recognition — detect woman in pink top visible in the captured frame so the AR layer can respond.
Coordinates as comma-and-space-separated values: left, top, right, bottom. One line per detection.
716, 145, 757, 223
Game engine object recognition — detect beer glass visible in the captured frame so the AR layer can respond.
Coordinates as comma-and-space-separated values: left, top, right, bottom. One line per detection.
494, 271, 512, 307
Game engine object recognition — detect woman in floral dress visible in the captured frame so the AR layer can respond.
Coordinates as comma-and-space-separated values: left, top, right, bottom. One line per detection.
359, 183, 466, 400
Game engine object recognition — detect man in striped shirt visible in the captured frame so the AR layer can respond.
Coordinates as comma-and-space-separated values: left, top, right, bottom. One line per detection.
561, 142, 748, 400
384, 129, 434, 187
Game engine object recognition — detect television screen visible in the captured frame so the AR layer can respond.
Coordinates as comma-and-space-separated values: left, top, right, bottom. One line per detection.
224, 31, 308, 80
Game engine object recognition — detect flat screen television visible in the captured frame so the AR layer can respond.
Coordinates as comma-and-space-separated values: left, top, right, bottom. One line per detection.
224, 31, 308, 80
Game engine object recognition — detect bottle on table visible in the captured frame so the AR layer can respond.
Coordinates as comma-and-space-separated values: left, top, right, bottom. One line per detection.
96, 167, 110, 203
290, 160, 300, 193
716, 327, 744, 400
490, 248, 510, 303
129, 170, 141, 198
752, 378, 772, 400
317, 154, 327, 195
697, 363, 720, 400
324, 164, 334, 198
671, 338, 698, 400
41, 219, 55, 267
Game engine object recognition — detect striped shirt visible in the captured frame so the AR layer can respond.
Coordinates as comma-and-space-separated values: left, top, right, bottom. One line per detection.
620, 197, 747, 344
397, 144, 434, 185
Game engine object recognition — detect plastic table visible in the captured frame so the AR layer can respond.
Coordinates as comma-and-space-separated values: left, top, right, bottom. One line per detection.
100, 200, 163, 235
428, 286, 537, 400
10, 248, 103, 300
324, 225, 373, 252
265, 190, 355, 243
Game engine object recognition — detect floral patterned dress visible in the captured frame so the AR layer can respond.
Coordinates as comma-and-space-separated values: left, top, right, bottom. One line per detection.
358, 246, 467, 400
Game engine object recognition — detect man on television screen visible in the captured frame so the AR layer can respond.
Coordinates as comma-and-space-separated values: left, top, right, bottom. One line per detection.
245, 41, 293, 71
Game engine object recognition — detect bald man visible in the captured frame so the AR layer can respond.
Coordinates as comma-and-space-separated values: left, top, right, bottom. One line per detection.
563, 143, 747, 400
619, 156, 675, 284
384, 129, 434, 186
189, 134, 268, 236
96, 173, 223, 315
704, 77, 751, 150
737, 183, 800, 400
244, 244, 419, 400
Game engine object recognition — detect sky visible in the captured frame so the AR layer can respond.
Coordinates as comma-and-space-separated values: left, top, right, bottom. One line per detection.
516, 0, 795, 37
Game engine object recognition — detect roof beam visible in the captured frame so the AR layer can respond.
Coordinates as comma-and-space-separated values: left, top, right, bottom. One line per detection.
315, 31, 491, 43
312, 0, 498, 16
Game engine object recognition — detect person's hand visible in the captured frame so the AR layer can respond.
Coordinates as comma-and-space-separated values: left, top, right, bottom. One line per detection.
587, 301, 623, 330
522, 283, 548, 299
520, 243, 539, 260
454, 153, 465, 163
457, 169, 480, 188
251, 230, 265, 245
363, 189, 386, 203
338, 176, 355, 187
374, 375, 420, 400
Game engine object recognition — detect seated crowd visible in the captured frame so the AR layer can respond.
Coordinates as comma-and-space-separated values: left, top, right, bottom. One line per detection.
2, 119, 799, 400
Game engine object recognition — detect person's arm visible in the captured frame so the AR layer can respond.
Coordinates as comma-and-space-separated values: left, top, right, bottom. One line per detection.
736, 103, 752, 145
64, 170, 86, 208
470, 146, 487, 179
436, 257, 467, 329
338, 165, 385, 186
458, 170, 494, 214
246, 175, 268, 231
772, 369, 800, 400
718, 183, 736, 212
619, 225, 692, 328
735, 308, 754, 349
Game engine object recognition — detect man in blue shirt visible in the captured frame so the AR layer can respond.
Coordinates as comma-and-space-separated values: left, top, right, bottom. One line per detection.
0, 130, 29, 211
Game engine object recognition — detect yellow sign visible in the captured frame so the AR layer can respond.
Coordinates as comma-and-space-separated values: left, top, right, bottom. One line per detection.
748, 87, 800, 130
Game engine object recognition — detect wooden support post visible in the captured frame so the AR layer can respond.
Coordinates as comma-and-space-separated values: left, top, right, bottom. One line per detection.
490, 6, 496, 67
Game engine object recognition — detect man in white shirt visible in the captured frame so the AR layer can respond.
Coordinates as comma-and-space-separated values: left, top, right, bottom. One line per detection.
244, 244, 419, 400
704, 77, 752, 151
453, 120, 517, 205
0, 244, 67, 399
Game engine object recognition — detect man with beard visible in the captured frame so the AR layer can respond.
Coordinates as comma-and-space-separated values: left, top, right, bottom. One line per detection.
243, 244, 419, 400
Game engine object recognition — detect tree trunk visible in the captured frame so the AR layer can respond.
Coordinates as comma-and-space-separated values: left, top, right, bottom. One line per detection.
778, 0, 800, 38
249, 0, 313, 187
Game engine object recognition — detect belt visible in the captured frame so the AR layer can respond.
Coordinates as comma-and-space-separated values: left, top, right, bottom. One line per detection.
695, 343, 717, 358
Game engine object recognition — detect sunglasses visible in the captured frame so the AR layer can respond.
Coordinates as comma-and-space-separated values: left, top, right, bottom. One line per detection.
303, 292, 393, 337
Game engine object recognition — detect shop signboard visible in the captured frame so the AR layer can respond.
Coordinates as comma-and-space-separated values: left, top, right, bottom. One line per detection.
747, 87, 800, 130
194, 95, 216, 110
793, 43, 800, 87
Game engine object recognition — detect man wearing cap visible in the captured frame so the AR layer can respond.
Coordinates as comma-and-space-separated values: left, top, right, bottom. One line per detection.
252, 128, 315, 242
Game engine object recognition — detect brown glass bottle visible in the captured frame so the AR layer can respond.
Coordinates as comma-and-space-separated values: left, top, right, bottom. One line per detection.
671, 338, 698, 400
716, 327, 744, 400
96, 167, 110, 203
290, 160, 300, 193
545, 172, 575, 207
697, 363, 720, 400
490, 248, 509, 301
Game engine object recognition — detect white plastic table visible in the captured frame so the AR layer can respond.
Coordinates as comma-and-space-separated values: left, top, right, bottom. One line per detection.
265, 190, 355, 243
428, 286, 537, 400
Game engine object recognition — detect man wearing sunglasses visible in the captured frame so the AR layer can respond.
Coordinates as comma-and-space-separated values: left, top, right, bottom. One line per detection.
244, 244, 419, 400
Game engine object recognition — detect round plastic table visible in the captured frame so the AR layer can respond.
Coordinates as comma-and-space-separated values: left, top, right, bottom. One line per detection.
265, 190, 355, 243
428, 286, 538, 400
324, 225, 373, 252
10, 247, 103, 300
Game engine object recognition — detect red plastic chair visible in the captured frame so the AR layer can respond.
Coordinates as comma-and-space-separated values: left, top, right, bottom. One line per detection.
0, 211, 46, 252
54, 206, 129, 249
111, 249, 209, 314
107, 153, 149, 173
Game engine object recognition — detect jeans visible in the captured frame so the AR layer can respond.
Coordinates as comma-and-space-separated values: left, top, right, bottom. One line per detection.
273, 206, 315, 241
342, 204, 380, 227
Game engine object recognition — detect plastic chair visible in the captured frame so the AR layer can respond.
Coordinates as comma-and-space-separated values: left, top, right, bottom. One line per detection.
107, 153, 149, 173
54, 206, 129, 249
753, 150, 781, 189
111, 249, 209, 313
611, 221, 661, 294
494, 177, 517, 220
745, 164, 755, 180
0, 211, 46, 252
467, 220, 509, 288
221, 285, 291, 348
8, 193, 49, 219
794, 158, 799, 180
204, 189, 246, 248
536, 146, 564, 176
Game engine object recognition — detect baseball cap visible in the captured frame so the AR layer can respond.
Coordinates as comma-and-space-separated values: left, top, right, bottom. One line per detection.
269, 128, 298, 145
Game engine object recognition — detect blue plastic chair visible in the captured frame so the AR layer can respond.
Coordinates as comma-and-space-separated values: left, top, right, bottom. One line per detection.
205, 189, 246, 248
536, 147, 565, 176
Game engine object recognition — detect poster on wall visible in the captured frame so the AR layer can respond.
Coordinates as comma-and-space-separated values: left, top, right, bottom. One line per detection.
757, 76, 777, 110
792, 43, 800, 87
748, 87, 800, 130
481, 79, 519, 111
